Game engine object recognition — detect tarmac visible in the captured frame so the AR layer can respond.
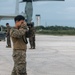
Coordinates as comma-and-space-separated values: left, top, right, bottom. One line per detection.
0, 35, 75, 75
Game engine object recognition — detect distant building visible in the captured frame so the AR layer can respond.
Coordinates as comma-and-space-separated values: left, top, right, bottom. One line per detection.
35, 14, 41, 26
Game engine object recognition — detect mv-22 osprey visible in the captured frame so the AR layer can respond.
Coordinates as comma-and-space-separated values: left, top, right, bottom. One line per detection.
21, 0, 64, 24
0, 0, 64, 24
0, 0, 64, 40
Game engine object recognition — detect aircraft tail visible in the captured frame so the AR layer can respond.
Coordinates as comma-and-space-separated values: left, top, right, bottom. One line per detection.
15, 0, 19, 15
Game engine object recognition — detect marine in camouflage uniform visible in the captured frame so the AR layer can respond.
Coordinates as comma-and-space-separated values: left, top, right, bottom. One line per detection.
6, 23, 11, 48
29, 22, 35, 49
10, 15, 28, 75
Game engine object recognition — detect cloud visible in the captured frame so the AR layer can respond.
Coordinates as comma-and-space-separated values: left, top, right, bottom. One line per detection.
58, 6, 75, 14
0, 0, 15, 14
66, 7, 75, 14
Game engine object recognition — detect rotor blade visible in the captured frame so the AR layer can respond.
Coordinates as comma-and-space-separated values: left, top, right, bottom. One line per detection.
21, 0, 64, 2
33, 0, 64, 1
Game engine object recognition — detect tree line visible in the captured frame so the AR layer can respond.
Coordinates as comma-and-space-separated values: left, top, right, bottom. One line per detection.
35, 25, 75, 35
1, 25, 75, 35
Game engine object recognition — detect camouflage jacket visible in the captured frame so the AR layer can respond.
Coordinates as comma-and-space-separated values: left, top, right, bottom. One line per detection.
6, 26, 11, 36
10, 26, 27, 50
29, 27, 35, 37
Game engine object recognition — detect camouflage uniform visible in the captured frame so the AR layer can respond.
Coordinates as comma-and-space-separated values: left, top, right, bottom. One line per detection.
29, 26, 35, 49
6, 25, 11, 47
10, 26, 27, 75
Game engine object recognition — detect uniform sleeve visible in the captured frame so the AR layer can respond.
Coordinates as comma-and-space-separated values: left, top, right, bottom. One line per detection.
10, 28, 26, 38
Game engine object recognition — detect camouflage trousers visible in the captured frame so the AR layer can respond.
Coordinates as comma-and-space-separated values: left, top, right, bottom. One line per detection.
11, 50, 27, 75
29, 36, 35, 49
7, 35, 11, 46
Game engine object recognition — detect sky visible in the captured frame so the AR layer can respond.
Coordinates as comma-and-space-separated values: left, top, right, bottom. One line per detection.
0, 0, 75, 27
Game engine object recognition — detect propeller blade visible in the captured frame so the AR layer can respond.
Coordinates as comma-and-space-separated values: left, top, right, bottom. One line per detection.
21, 0, 64, 2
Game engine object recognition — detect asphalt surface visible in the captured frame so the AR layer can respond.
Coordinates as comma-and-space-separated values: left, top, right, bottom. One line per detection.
0, 35, 75, 75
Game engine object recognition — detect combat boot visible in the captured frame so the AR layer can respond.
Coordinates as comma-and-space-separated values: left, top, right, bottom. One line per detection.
6, 45, 11, 48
